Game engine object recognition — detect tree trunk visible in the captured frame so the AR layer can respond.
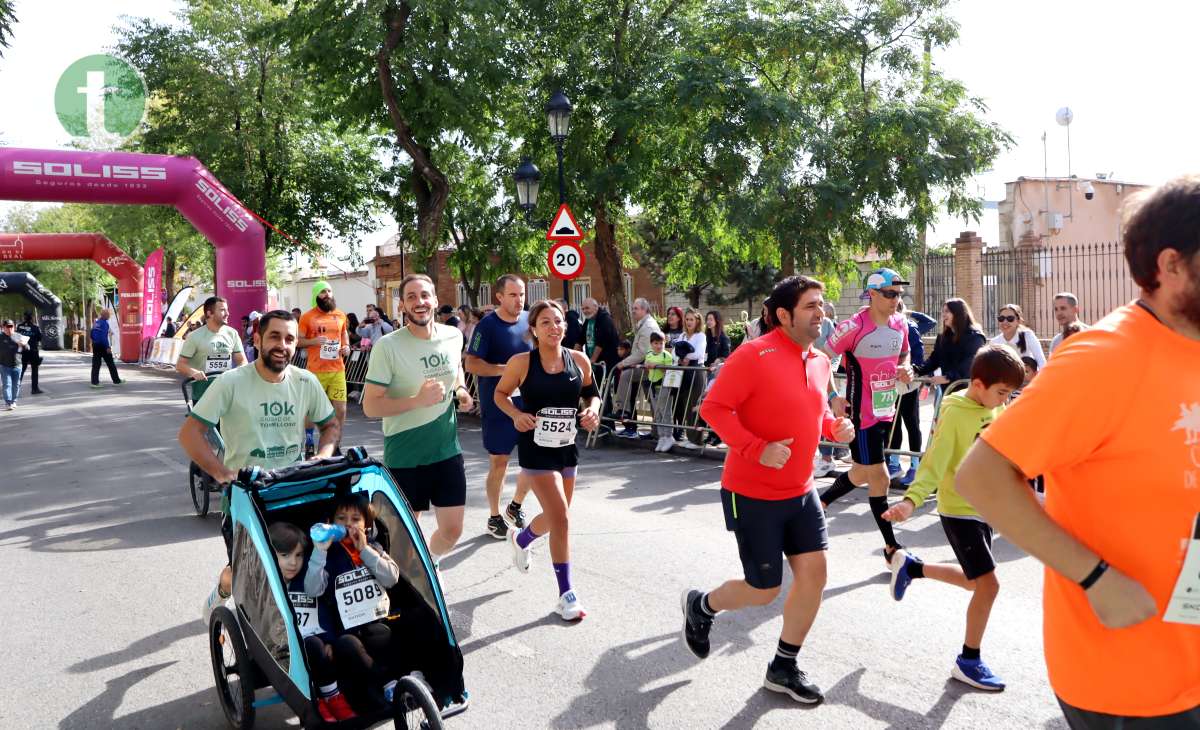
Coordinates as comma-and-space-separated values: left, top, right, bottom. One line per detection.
164, 249, 177, 302
593, 200, 630, 334
379, 3, 448, 288
781, 245, 795, 276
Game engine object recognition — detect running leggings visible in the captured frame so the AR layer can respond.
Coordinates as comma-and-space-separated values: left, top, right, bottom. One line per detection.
888, 389, 922, 454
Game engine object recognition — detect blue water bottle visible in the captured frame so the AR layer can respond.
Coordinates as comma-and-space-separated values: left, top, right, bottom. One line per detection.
310, 523, 347, 543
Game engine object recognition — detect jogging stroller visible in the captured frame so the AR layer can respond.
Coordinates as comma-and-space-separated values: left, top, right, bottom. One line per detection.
207, 447, 467, 729
183, 374, 227, 517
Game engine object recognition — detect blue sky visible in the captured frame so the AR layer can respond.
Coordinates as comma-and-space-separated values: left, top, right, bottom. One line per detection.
2, 1, 1197, 259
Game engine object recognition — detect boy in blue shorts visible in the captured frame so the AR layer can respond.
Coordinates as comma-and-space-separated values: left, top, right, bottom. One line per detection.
881, 344, 1025, 692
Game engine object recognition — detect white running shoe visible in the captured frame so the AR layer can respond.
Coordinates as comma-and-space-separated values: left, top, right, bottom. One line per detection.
556, 591, 587, 621
813, 456, 836, 478
507, 528, 532, 573
679, 440, 701, 450
656, 436, 675, 452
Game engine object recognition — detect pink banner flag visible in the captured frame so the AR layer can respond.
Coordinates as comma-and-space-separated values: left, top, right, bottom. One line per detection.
141, 247, 164, 339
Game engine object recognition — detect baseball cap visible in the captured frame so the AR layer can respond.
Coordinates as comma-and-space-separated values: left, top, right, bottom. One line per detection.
864, 268, 910, 291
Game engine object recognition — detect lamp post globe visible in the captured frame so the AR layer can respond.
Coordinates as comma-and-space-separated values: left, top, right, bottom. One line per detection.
513, 157, 542, 214
546, 90, 572, 143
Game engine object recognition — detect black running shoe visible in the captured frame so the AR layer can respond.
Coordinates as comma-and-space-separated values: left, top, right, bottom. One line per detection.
763, 663, 824, 704
505, 502, 527, 529
486, 515, 508, 539
680, 589, 713, 659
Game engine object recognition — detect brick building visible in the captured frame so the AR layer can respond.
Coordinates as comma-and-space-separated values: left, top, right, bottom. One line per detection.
369, 237, 667, 321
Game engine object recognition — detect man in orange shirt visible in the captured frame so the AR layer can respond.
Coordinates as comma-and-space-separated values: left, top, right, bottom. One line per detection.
957, 175, 1200, 729
299, 281, 351, 447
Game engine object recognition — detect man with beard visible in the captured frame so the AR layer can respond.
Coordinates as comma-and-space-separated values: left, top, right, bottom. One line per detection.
682, 276, 854, 704
176, 296, 246, 402
299, 281, 351, 446
363, 274, 474, 576
179, 309, 339, 623
957, 175, 1200, 730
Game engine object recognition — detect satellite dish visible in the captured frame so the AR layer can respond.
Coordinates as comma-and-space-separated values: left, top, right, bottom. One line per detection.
1056, 107, 1074, 126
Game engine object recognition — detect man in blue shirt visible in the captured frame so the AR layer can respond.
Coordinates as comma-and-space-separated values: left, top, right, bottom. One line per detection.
90, 309, 123, 388
464, 274, 534, 539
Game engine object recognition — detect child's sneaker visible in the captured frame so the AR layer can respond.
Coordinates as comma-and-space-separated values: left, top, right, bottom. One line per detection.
317, 691, 357, 721
951, 656, 1006, 691
888, 549, 921, 601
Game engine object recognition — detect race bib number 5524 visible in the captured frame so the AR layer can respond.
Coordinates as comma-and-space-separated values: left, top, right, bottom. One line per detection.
534, 406, 578, 448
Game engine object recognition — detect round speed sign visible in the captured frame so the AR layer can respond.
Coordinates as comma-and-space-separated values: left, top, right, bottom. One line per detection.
547, 241, 585, 280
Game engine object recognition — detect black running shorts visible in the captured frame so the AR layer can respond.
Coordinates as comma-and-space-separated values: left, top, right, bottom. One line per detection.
720, 488, 828, 590
849, 420, 890, 466
940, 515, 995, 580
388, 454, 468, 512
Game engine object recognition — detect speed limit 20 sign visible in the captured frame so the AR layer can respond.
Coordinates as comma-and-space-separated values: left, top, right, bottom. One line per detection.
547, 241, 585, 280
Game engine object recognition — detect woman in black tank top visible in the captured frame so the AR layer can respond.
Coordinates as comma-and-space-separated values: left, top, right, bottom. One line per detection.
494, 299, 601, 621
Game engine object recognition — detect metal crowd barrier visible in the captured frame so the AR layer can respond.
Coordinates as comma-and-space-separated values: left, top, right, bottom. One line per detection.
290, 348, 372, 403
586, 363, 968, 462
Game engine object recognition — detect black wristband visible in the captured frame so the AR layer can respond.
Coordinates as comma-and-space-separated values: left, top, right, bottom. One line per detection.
1079, 559, 1109, 590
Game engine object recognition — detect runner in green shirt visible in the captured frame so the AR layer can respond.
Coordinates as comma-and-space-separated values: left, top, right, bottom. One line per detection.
175, 296, 246, 402
363, 274, 473, 574
179, 309, 339, 620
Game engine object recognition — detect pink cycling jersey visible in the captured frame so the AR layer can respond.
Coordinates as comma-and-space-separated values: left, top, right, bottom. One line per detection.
826, 308, 909, 429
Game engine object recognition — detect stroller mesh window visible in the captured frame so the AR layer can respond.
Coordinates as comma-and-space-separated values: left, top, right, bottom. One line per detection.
231, 524, 291, 673
371, 493, 439, 616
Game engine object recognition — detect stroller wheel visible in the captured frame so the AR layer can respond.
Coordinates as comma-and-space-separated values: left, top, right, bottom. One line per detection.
394, 675, 444, 730
190, 462, 211, 517
209, 606, 256, 730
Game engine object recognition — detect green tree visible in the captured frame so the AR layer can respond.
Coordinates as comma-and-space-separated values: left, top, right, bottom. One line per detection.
0, 0, 15, 57
280, 0, 518, 289
116, 0, 385, 256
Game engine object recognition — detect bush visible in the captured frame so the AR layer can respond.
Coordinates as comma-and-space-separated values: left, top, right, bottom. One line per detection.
726, 320, 748, 350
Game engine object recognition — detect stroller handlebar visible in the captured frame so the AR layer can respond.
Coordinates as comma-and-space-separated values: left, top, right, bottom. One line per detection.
234, 446, 372, 491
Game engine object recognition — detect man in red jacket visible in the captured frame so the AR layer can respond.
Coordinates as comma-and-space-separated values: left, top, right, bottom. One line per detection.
681, 275, 854, 705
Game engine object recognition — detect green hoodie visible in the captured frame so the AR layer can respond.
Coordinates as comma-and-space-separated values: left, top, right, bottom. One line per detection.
903, 392, 1004, 518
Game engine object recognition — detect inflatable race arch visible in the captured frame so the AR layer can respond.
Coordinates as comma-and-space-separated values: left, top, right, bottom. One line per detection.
0, 147, 267, 358
0, 233, 141, 357
0, 271, 64, 350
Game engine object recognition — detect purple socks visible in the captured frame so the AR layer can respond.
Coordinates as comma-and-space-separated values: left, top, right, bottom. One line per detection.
516, 525, 539, 549
553, 562, 572, 596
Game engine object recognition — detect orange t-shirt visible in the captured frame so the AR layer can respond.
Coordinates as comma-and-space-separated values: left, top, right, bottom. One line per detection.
982, 303, 1200, 717
298, 308, 348, 373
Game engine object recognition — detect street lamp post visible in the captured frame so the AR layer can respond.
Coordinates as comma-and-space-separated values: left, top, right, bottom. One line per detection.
513, 90, 574, 306
546, 90, 573, 305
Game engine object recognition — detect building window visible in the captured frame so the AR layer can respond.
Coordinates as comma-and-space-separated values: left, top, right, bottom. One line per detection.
527, 278, 548, 304
570, 279, 590, 309
456, 282, 493, 309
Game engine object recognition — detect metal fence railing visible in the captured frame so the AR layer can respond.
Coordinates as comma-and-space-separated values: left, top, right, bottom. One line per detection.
920, 252, 956, 318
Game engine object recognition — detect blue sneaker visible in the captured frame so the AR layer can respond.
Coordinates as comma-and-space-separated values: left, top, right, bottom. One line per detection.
952, 656, 1006, 691
888, 549, 920, 601
887, 456, 903, 479
899, 465, 918, 486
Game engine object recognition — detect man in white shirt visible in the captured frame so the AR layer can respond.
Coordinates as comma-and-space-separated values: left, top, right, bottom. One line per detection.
1048, 292, 1089, 354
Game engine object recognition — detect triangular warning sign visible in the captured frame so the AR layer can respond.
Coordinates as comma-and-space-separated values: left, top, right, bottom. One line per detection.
546, 203, 584, 241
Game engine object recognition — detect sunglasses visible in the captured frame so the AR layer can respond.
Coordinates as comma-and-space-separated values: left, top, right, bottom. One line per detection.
996, 315, 1017, 323
873, 289, 902, 299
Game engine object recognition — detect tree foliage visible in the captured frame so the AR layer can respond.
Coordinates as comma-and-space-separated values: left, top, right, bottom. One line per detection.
0, 0, 15, 58
116, 0, 386, 255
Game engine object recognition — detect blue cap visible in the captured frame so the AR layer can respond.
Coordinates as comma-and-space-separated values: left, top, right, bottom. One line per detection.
864, 268, 910, 291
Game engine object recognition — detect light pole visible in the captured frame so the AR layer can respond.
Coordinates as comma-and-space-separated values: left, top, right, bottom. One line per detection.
513, 90, 574, 305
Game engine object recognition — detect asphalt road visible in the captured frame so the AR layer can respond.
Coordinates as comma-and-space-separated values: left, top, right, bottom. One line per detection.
0, 352, 1067, 729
